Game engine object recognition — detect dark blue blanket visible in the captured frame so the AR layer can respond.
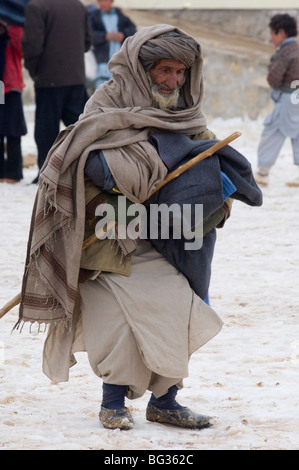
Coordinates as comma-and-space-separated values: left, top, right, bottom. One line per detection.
84, 133, 262, 300
148, 132, 262, 211
144, 133, 262, 300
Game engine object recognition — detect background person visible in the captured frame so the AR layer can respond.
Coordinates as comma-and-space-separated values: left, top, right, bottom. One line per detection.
89, 0, 136, 88
22, 0, 92, 184
255, 14, 299, 188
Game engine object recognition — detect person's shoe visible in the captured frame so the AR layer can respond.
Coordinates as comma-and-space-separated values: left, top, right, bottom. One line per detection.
99, 406, 134, 430
146, 403, 213, 429
286, 176, 299, 187
255, 172, 269, 187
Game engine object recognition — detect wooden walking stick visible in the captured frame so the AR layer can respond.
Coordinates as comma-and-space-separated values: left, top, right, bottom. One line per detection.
0, 293, 21, 320
0, 131, 241, 319
151, 131, 241, 192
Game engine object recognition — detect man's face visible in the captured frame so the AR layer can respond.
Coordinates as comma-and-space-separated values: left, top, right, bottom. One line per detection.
97, 0, 113, 13
148, 59, 186, 110
269, 27, 288, 48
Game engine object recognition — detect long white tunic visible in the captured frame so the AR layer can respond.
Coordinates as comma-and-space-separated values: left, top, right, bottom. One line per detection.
43, 241, 223, 399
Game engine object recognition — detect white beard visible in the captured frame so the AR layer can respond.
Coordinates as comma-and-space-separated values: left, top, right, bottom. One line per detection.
147, 74, 180, 110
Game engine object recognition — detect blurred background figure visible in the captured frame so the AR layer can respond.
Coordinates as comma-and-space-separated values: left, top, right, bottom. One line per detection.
89, 0, 136, 88
255, 14, 299, 188
22, 0, 92, 184
0, 0, 29, 184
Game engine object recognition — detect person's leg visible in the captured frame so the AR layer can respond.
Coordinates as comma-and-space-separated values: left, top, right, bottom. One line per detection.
148, 384, 184, 410
291, 133, 299, 166
80, 277, 151, 430
80, 277, 152, 393
61, 85, 88, 127
34, 87, 63, 176
256, 125, 285, 186
99, 383, 134, 430
5, 136, 23, 181
286, 134, 299, 187
146, 385, 212, 429
101, 383, 127, 409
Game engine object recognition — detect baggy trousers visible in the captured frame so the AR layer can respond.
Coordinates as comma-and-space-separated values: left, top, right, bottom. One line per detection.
258, 125, 299, 169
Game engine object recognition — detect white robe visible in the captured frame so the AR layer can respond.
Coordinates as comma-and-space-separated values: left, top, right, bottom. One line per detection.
42, 241, 223, 399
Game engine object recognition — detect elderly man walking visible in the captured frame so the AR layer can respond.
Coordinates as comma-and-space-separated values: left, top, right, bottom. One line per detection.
17, 25, 262, 431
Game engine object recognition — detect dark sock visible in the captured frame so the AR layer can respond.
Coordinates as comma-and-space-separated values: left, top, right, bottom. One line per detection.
149, 385, 184, 410
101, 383, 127, 410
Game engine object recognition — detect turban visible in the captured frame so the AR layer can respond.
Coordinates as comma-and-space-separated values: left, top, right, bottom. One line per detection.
85, 24, 206, 115
139, 31, 200, 71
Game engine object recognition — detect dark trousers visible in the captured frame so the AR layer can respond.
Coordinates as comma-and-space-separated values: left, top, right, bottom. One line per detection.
34, 84, 88, 170
0, 136, 23, 180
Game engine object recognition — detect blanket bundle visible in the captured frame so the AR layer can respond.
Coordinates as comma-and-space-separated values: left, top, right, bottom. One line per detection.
145, 133, 263, 299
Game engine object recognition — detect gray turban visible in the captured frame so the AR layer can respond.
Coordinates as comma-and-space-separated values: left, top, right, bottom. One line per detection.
139, 31, 200, 72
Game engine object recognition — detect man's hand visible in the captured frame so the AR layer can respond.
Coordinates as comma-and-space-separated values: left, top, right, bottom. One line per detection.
106, 31, 124, 43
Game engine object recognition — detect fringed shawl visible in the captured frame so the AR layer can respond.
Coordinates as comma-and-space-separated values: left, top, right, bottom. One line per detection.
17, 24, 207, 327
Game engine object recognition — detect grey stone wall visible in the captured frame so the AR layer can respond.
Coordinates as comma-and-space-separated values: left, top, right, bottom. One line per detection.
152, 9, 299, 43
201, 47, 271, 120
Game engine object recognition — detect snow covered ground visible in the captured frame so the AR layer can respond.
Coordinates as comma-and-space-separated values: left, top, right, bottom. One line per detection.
0, 107, 299, 450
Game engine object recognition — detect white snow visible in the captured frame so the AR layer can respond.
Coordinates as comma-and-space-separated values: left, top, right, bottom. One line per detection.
0, 108, 299, 450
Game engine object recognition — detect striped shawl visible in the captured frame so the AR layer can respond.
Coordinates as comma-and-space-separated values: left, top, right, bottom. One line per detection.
17, 24, 207, 327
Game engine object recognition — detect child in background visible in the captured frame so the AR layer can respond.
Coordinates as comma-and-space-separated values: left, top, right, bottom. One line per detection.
255, 14, 299, 188
0, 17, 27, 184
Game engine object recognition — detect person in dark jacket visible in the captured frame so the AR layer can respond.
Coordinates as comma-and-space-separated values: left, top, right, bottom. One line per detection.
22, 0, 92, 183
89, 0, 136, 88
